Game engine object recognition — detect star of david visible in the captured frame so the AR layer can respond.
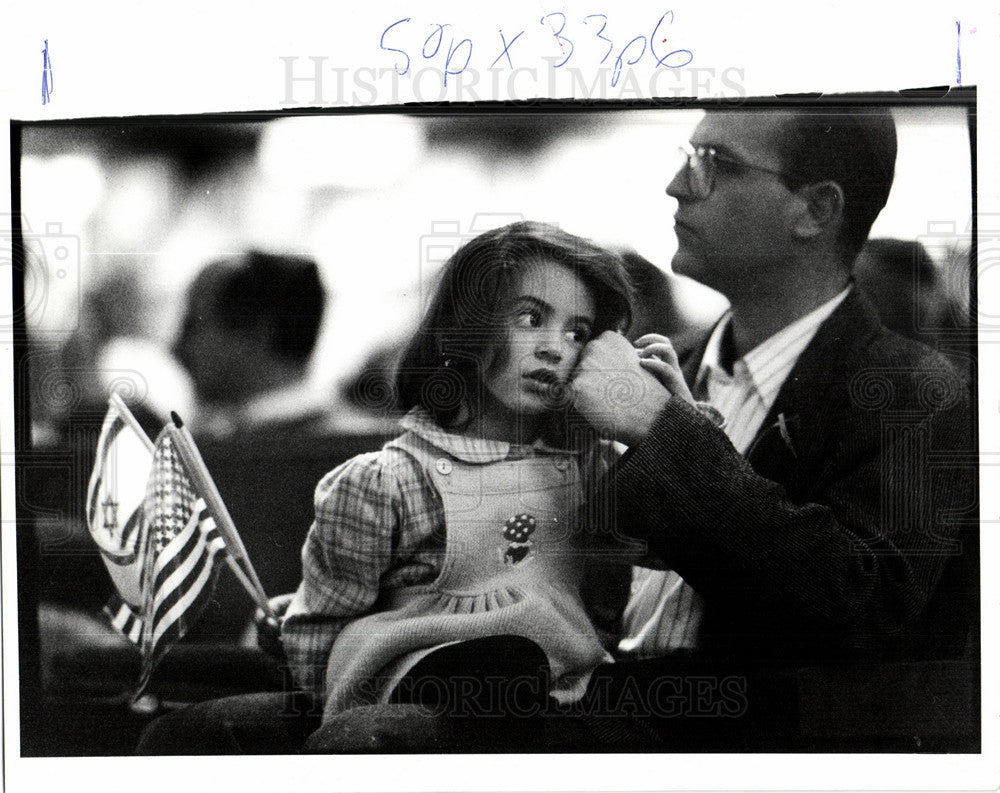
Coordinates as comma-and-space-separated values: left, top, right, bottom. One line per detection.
102, 495, 120, 531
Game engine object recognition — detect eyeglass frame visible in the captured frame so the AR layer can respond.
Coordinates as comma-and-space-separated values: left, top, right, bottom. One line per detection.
675, 142, 803, 199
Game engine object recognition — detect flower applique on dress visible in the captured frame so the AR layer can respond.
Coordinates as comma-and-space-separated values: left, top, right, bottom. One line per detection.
502, 513, 536, 565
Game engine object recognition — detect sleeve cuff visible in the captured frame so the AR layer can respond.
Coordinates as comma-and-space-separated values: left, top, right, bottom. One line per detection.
694, 401, 726, 430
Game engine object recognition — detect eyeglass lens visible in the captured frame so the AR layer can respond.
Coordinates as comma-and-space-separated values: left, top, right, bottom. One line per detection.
685, 147, 713, 198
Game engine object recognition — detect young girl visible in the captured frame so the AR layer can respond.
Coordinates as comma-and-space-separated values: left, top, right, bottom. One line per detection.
280, 221, 635, 722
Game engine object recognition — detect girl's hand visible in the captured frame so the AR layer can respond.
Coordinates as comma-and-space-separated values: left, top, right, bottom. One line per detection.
255, 592, 294, 658
634, 334, 695, 405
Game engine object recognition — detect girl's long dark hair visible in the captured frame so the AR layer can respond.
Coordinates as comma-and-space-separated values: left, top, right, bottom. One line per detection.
394, 221, 633, 441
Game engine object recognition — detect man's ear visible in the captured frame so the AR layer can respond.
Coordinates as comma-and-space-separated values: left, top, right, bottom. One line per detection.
792, 181, 844, 239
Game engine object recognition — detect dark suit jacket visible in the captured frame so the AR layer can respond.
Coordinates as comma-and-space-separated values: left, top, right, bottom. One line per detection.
611, 288, 977, 665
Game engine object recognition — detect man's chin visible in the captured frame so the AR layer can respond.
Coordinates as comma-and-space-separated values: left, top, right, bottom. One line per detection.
669, 249, 705, 282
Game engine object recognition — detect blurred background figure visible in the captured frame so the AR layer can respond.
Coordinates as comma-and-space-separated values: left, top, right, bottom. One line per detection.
16, 107, 974, 754
619, 249, 714, 351
163, 250, 397, 642
172, 250, 331, 439
853, 237, 969, 362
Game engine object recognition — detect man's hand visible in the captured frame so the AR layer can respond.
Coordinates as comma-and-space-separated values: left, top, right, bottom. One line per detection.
634, 333, 695, 404
572, 331, 675, 447
255, 592, 294, 659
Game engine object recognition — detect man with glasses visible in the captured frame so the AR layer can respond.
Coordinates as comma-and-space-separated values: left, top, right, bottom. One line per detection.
570, 108, 975, 749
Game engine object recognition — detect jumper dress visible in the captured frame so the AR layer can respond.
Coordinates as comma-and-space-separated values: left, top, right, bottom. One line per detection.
322, 431, 612, 717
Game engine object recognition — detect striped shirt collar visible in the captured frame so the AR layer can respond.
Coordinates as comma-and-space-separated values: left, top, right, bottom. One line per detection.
398, 407, 577, 464
697, 285, 852, 409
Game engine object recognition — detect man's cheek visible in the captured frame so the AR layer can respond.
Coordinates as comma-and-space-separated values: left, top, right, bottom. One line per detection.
597, 344, 635, 373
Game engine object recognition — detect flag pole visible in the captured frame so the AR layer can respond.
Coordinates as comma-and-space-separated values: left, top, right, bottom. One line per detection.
224, 553, 267, 617
107, 394, 263, 606
135, 515, 159, 701
166, 413, 276, 619
109, 391, 156, 453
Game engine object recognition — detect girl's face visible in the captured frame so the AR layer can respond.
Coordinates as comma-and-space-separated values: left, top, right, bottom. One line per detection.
480, 259, 597, 437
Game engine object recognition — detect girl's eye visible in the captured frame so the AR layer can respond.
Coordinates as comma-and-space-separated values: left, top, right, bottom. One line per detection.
514, 308, 541, 328
567, 325, 592, 344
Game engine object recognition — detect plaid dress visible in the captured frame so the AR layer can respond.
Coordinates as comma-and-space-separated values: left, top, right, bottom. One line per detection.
281, 408, 615, 711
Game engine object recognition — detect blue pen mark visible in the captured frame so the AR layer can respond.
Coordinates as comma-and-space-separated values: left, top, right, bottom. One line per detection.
423, 23, 450, 59
540, 12, 574, 68
612, 36, 646, 87
443, 37, 473, 85
491, 29, 523, 69
651, 13, 693, 69
42, 39, 53, 104
380, 18, 412, 76
583, 15, 614, 65
955, 21, 961, 85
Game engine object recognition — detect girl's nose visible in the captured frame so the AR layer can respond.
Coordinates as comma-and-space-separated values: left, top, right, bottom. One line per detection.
534, 332, 565, 364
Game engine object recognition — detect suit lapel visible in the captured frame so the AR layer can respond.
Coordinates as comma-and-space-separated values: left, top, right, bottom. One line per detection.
679, 290, 884, 483
678, 305, 732, 396
747, 288, 883, 472
680, 329, 712, 391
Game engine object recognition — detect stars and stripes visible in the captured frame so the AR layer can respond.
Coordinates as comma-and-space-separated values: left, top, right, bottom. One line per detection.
87, 397, 271, 697
105, 591, 144, 645
123, 430, 229, 694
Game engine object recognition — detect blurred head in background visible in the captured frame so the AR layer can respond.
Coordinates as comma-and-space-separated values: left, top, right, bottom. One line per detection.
853, 237, 954, 350
619, 249, 713, 351
172, 250, 325, 408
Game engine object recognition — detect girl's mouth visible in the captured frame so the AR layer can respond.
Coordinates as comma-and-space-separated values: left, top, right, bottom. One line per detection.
523, 369, 570, 404
523, 369, 561, 388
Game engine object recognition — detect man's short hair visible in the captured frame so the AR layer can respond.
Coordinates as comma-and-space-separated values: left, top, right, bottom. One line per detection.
199, 250, 325, 364
779, 107, 897, 262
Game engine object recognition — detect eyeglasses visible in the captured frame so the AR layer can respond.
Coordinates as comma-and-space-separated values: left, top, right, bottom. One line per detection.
675, 142, 799, 200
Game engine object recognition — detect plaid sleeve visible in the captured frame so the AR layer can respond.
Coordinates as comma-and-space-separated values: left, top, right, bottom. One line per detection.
280, 448, 435, 697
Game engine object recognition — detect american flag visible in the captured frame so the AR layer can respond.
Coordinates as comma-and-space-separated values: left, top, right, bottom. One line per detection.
105, 429, 228, 695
